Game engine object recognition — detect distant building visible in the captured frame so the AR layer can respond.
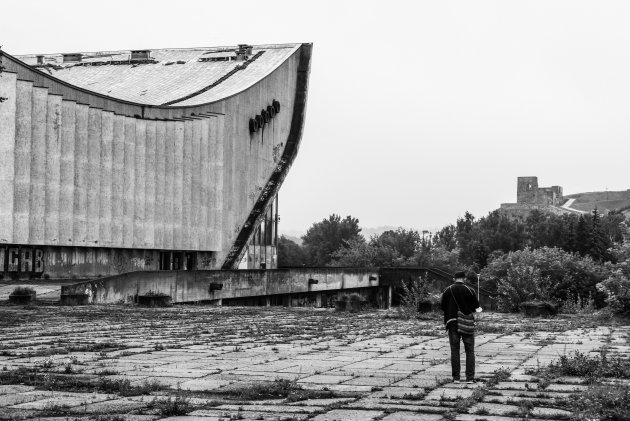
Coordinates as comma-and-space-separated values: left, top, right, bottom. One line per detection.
0, 43, 312, 279
501, 176, 567, 219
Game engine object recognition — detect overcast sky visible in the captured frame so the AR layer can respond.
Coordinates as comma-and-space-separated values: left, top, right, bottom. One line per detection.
3, 1, 629, 235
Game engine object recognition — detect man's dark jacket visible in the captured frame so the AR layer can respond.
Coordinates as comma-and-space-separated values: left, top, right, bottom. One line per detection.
440, 282, 480, 328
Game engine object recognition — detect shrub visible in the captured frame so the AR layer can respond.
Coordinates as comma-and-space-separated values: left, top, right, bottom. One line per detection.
11, 286, 35, 296
150, 391, 194, 416
397, 278, 429, 319
572, 385, 630, 421
530, 350, 630, 381
597, 269, 630, 315
482, 247, 609, 312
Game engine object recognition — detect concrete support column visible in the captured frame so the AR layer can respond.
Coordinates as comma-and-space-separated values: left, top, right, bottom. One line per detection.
266, 296, 271, 307
387, 285, 392, 310
12, 80, 33, 244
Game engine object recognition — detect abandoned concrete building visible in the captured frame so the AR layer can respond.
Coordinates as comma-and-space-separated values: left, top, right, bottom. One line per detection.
0, 43, 312, 280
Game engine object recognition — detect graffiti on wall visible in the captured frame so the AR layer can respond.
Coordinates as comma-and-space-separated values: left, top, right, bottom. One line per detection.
0, 246, 45, 277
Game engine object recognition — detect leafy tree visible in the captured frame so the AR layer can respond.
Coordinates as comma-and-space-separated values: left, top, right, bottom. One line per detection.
302, 214, 363, 266
372, 228, 420, 260
277, 236, 307, 267
433, 224, 457, 251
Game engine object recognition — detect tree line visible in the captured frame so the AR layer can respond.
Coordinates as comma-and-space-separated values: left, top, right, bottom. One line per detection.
279, 209, 627, 271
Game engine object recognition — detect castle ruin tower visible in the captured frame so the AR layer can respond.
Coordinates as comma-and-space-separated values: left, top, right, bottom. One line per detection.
517, 176, 539, 204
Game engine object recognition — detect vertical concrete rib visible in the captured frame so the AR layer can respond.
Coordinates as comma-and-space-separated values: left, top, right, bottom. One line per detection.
214, 115, 225, 250
145, 120, 156, 248
133, 119, 146, 248
122, 117, 136, 247
44, 94, 62, 245
207, 117, 216, 249
99, 111, 114, 246
0, 72, 16, 243
72, 104, 89, 245
191, 119, 202, 250
86, 107, 102, 245
182, 120, 193, 250
173, 121, 184, 250
28, 88, 47, 244
111, 114, 125, 246
72, 104, 89, 246
154, 120, 166, 248
12, 80, 33, 244
58, 100, 76, 246
164, 121, 175, 249
199, 118, 209, 250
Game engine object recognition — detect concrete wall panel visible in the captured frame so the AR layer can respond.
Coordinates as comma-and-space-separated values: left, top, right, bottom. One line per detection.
164, 121, 175, 249
0, 73, 16, 243
86, 107, 101, 245
99, 111, 114, 246
133, 119, 146, 247
58, 100, 76, 246
72, 103, 89, 245
29, 87, 49, 244
173, 121, 184, 250
199, 118, 209, 250
111, 115, 125, 246
122, 117, 136, 247
182, 120, 193, 250
145, 120, 156, 248
154, 120, 166, 247
12, 80, 33, 244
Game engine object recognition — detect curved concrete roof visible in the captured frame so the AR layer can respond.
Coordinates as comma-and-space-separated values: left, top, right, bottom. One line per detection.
14, 44, 301, 106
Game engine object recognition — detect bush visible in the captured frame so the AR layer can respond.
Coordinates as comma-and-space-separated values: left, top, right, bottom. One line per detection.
396, 278, 430, 319
482, 247, 609, 312
532, 350, 630, 380
11, 286, 35, 296
597, 270, 630, 315
572, 385, 630, 421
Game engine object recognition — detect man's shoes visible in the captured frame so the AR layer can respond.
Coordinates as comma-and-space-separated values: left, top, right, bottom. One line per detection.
466, 378, 485, 384
453, 379, 461, 383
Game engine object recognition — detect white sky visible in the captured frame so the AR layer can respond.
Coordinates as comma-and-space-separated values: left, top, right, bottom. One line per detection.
3, 1, 630, 234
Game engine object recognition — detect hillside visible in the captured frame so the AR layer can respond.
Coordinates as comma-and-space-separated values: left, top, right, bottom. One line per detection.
565, 190, 630, 214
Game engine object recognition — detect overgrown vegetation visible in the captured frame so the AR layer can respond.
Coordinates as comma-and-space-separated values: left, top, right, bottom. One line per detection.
527, 350, 630, 420
216, 378, 341, 402
528, 350, 630, 381
0, 366, 166, 396
10, 286, 35, 295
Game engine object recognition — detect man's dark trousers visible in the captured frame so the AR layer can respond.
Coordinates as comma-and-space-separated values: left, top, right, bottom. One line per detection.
447, 322, 475, 381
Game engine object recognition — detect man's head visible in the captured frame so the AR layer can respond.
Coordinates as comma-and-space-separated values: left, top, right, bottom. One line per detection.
453, 271, 466, 283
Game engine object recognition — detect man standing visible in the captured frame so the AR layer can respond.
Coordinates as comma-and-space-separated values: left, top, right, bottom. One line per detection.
441, 271, 481, 383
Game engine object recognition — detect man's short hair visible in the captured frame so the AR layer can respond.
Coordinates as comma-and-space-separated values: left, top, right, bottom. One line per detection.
454, 271, 466, 280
